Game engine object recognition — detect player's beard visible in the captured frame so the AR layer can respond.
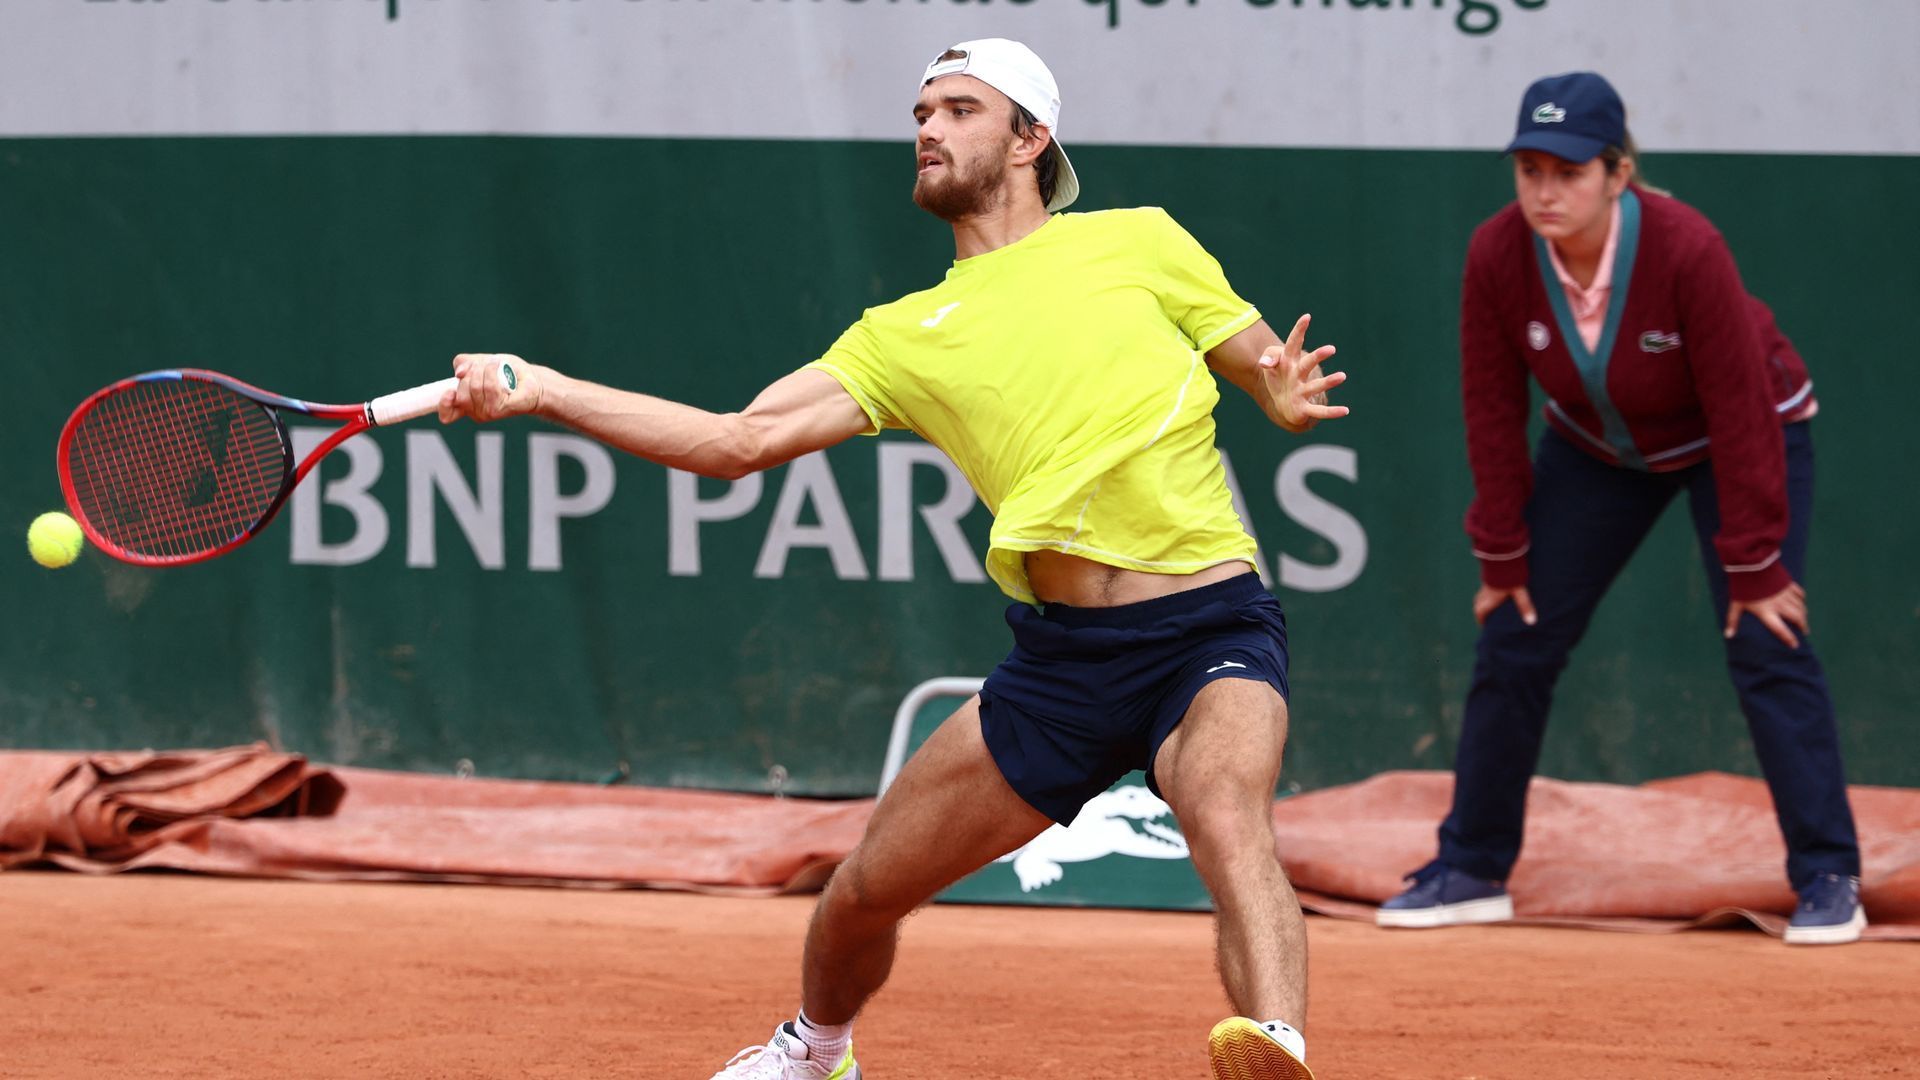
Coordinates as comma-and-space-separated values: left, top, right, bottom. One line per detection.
912, 147, 1006, 222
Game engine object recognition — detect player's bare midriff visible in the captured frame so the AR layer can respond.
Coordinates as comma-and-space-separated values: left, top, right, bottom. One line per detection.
1024, 549, 1253, 609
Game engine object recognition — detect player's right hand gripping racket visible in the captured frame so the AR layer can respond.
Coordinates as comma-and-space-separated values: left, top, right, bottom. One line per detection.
57, 363, 515, 567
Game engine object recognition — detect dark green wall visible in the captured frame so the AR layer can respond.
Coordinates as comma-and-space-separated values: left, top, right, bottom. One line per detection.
3, 136, 1913, 793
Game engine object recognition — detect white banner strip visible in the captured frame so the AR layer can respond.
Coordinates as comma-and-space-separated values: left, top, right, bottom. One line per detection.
3, 0, 1916, 154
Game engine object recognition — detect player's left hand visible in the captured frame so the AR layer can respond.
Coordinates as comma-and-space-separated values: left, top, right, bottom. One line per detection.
1259, 314, 1349, 432
1725, 581, 1808, 648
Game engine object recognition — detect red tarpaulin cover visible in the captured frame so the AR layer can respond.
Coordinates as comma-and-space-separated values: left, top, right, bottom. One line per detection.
2, 747, 1915, 939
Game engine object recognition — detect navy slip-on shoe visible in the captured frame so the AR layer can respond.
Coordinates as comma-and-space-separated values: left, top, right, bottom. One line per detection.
1376, 859, 1515, 929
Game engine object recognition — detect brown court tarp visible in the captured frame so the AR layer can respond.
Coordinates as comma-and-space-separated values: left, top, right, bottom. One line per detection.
1273, 770, 1920, 941
0, 746, 866, 893
2, 747, 1916, 939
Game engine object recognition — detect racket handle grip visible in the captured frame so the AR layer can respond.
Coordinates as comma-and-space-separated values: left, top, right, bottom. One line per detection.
368, 377, 459, 426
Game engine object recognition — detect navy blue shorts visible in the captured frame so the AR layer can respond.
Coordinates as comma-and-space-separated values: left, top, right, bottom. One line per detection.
978, 572, 1290, 826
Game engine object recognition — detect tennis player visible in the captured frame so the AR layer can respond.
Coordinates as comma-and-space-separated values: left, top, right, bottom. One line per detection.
441, 38, 1343, 1079
1377, 72, 1864, 945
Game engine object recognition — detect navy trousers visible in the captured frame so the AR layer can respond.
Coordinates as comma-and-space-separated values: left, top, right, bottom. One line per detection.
1438, 421, 1860, 891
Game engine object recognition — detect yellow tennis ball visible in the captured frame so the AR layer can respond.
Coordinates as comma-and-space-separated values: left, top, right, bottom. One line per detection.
28, 511, 84, 569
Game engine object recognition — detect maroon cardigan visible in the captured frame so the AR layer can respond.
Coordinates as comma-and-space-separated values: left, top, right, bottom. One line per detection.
1460, 187, 1814, 602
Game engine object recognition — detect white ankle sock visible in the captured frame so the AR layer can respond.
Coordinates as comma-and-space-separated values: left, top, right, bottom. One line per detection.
794, 1011, 852, 1065
1258, 1019, 1306, 1062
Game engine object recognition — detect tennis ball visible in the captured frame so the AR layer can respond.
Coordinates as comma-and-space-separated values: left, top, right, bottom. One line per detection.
27, 511, 84, 569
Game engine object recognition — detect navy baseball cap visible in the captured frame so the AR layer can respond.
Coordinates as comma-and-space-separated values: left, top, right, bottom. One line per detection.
1504, 72, 1625, 163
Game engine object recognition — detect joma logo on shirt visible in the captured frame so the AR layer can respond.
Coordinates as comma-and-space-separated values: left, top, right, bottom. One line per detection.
920, 302, 961, 328
1640, 330, 1682, 353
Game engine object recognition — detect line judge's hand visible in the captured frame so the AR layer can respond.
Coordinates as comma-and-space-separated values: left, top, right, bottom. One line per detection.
1258, 314, 1349, 432
1725, 581, 1808, 649
438, 352, 545, 424
1474, 584, 1537, 627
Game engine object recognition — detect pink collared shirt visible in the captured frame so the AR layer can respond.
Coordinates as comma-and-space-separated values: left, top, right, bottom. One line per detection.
1545, 200, 1622, 353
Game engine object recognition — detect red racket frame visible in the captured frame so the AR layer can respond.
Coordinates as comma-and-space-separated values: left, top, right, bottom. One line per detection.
57, 369, 382, 567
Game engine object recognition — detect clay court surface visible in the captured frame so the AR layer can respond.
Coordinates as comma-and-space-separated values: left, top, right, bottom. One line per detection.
3, 871, 1914, 1079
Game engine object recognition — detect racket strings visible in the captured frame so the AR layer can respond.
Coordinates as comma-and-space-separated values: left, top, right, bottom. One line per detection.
68, 379, 290, 559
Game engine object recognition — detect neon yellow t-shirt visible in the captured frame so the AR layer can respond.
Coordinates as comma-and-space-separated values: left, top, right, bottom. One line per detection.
806, 207, 1262, 603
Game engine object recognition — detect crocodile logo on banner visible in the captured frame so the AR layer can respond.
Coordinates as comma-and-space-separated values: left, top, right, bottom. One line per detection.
997, 785, 1190, 892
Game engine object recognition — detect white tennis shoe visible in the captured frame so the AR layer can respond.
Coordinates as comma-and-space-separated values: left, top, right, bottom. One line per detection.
1209, 1017, 1314, 1080
708, 1023, 861, 1080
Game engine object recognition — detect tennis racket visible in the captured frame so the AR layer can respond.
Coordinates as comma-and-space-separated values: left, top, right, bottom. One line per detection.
57, 363, 515, 567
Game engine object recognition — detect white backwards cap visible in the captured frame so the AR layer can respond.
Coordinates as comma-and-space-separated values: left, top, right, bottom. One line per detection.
920, 38, 1080, 212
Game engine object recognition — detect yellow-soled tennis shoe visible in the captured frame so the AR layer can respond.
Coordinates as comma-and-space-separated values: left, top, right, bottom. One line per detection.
1208, 1017, 1315, 1080
707, 1023, 861, 1079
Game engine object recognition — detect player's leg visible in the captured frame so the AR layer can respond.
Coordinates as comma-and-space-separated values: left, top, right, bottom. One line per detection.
711, 696, 1050, 1079
1154, 674, 1317, 1079
1154, 677, 1301, 1023
1432, 429, 1679, 886
1682, 421, 1862, 942
801, 693, 1052, 1021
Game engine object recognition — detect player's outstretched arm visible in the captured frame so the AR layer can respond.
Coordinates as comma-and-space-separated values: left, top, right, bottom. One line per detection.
1205, 314, 1349, 434
437, 353, 873, 480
